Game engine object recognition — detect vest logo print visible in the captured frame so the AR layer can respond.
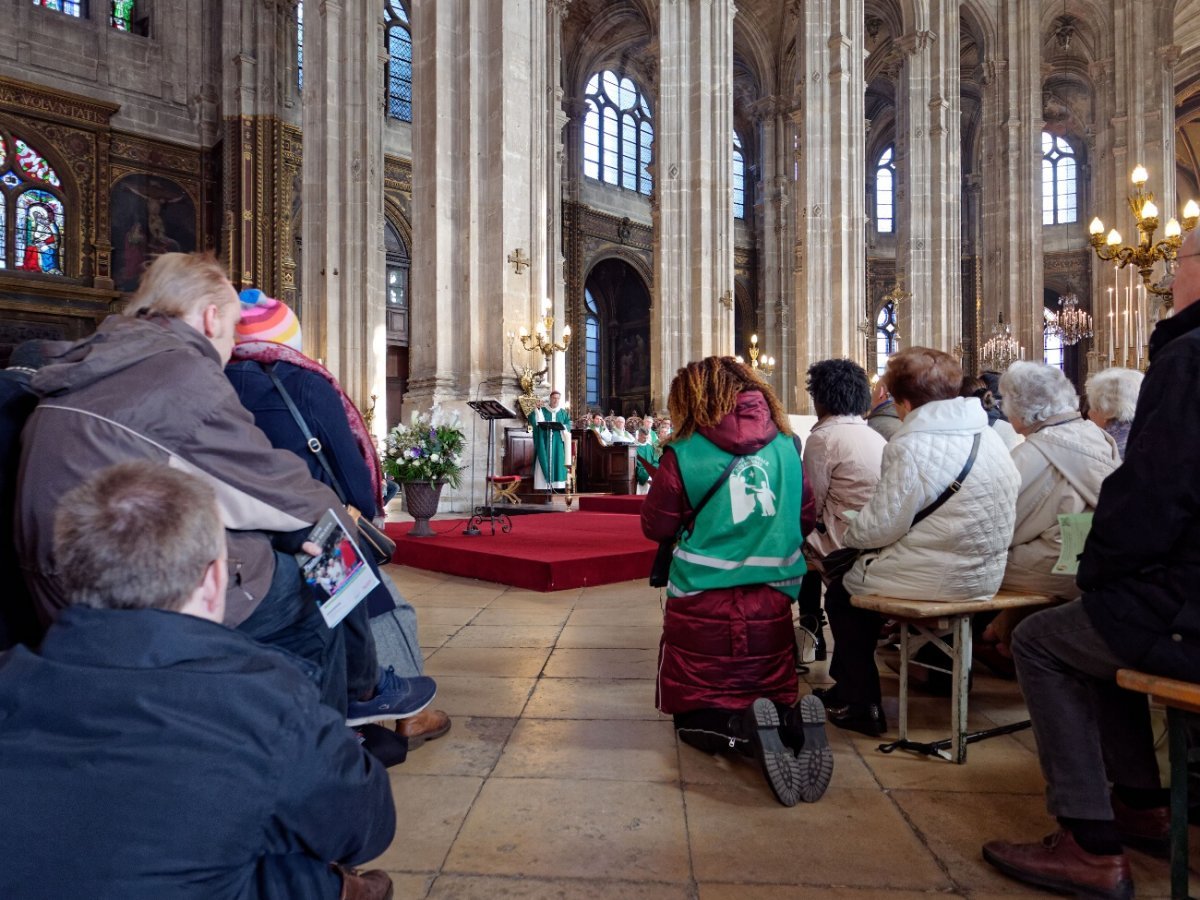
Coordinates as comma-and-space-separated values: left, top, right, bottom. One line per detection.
729, 455, 776, 524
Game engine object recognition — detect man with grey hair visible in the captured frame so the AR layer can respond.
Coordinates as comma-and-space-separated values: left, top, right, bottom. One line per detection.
1085, 367, 1144, 458
0, 463, 396, 899
984, 233, 1200, 897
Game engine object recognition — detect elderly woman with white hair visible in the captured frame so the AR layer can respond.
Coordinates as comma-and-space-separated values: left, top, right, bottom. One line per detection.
1085, 367, 1143, 459
982, 362, 1122, 652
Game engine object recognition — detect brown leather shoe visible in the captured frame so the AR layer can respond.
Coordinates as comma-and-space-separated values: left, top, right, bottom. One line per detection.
1112, 795, 1170, 857
982, 831, 1133, 899
337, 867, 393, 900
395, 708, 451, 748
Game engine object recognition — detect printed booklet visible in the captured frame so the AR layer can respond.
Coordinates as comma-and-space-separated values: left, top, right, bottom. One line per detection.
297, 509, 379, 628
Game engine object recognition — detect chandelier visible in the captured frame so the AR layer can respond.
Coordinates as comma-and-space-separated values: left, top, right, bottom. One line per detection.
979, 312, 1025, 372
1049, 292, 1093, 346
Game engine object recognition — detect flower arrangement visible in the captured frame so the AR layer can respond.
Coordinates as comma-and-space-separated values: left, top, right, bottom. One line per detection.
382, 406, 466, 488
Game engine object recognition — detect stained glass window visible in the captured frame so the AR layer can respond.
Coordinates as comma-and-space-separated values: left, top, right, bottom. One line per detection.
15, 190, 65, 275
876, 301, 898, 376
110, 0, 133, 30
296, 0, 304, 92
1042, 132, 1077, 225
15, 139, 61, 188
0, 199, 6, 269
1043, 306, 1065, 370
0, 135, 6, 169
385, 2, 412, 122
32, 0, 83, 17
733, 132, 746, 220
583, 71, 653, 196
585, 288, 600, 405
876, 146, 895, 233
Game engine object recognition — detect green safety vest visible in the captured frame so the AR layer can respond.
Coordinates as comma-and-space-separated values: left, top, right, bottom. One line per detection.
668, 432, 806, 599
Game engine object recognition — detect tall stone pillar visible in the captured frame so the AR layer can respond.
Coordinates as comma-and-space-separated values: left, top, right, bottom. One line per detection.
790, 0, 866, 411
894, 2, 960, 353
652, 0, 735, 404
545, 0, 570, 392
980, 1, 1041, 358
300, 0, 385, 420
408, 0, 554, 505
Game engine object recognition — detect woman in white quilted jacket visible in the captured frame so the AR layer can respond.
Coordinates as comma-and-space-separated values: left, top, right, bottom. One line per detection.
815, 346, 1021, 736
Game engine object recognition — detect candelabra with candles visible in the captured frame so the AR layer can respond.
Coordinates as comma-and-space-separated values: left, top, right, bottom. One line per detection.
735, 334, 775, 375
1088, 165, 1200, 369
1048, 291, 1093, 346
979, 312, 1025, 372
509, 298, 572, 420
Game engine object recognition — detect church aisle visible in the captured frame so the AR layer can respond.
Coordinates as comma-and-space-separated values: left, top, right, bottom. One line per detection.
372, 566, 1187, 899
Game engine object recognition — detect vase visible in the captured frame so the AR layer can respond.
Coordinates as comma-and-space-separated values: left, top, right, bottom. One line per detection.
402, 480, 446, 538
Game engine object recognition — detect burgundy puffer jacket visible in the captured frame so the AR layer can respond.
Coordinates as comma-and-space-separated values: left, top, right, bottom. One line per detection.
642, 390, 802, 714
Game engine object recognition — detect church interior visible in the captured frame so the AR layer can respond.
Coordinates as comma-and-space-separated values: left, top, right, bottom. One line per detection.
4, 0, 1200, 896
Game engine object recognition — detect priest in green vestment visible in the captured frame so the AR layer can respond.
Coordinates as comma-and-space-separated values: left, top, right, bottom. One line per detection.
634, 428, 657, 495
529, 390, 572, 490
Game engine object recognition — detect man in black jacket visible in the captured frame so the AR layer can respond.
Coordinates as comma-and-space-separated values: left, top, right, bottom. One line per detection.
0, 462, 396, 899
983, 234, 1200, 899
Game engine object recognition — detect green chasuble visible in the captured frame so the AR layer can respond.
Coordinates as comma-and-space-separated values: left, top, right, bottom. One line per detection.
529, 405, 571, 489
635, 442, 656, 485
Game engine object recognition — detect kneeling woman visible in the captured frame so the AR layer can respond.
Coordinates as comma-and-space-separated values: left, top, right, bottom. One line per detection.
641, 356, 832, 806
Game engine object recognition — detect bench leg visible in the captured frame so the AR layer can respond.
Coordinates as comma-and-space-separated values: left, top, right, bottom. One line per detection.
898, 622, 910, 741
1169, 707, 1190, 900
951, 615, 971, 764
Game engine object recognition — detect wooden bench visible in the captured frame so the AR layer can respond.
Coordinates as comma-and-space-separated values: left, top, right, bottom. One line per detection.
1117, 669, 1200, 899
851, 589, 1054, 763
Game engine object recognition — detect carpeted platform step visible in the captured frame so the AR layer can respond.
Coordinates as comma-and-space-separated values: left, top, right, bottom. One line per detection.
576, 494, 645, 515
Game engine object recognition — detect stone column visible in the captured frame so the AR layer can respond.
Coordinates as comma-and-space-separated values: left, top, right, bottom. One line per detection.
790, 0, 867, 411
980, 1, 1041, 359
652, 0, 735, 404
408, 0, 554, 506
894, 2, 960, 353
300, 0, 385, 421
545, 0, 571, 392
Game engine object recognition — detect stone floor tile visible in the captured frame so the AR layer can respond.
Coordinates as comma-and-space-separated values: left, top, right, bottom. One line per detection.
522, 677, 660, 720
574, 585, 662, 609
419, 624, 460, 648
486, 589, 583, 610
386, 873, 434, 898
424, 647, 553, 679
427, 675, 537, 718
469, 607, 571, 628
676, 729, 878, 791
855, 732, 1044, 793
566, 606, 664, 627
492, 718, 679, 782
444, 778, 690, 881
371, 774, 483, 873
416, 606, 485, 626
555, 624, 662, 649
542, 648, 659, 680
699, 886, 965, 899
426, 874, 690, 899
397, 716, 517, 778
443, 625, 563, 649
685, 784, 950, 890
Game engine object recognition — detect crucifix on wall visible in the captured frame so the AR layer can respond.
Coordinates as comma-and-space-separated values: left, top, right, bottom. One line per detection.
507, 248, 531, 274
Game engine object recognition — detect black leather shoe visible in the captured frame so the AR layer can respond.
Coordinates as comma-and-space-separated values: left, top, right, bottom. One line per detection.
811, 684, 842, 705
824, 701, 887, 737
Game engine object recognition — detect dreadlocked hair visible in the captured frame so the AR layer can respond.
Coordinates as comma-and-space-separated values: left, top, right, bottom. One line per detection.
667, 356, 791, 441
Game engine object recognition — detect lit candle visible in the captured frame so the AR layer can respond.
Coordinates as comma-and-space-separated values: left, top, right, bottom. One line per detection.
1107, 287, 1115, 362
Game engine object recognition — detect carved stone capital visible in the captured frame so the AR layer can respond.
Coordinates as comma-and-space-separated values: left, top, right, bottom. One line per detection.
895, 30, 935, 58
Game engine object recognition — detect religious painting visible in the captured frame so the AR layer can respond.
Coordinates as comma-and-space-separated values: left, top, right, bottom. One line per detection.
614, 331, 648, 396
110, 174, 196, 292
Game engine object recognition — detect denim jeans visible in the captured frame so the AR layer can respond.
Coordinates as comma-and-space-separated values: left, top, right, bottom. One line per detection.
237, 551, 348, 716
1012, 599, 1161, 821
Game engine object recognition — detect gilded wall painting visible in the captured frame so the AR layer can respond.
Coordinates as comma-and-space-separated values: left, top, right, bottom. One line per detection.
110, 174, 196, 292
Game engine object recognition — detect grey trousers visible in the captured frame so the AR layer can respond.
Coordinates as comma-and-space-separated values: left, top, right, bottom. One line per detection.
368, 575, 425, 678
1012, 599, 1161, 821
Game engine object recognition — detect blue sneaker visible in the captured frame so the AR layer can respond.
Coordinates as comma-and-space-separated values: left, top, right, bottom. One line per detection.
346, 667, 437, 726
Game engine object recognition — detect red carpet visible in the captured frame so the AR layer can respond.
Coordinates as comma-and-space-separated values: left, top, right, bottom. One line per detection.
577, 494, 645, 515
384, 512, 657, 592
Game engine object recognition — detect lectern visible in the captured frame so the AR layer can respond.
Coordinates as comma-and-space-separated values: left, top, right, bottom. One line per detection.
465, 400, 519, 536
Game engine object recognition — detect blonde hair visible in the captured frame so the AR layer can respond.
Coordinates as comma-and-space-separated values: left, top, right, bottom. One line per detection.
122, 252, 234, 319
667, 356, 791, 441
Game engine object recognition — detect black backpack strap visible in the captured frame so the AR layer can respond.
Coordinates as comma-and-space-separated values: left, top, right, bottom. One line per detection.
262, 362, 349, 506
911, 431, 981, 528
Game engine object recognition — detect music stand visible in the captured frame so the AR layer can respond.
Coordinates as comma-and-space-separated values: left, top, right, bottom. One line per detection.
465, 400, 520, 536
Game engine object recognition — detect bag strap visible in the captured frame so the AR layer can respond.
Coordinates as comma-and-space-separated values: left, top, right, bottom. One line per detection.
677, 451, 740, 540
910, 431, 981, 528
262, 363, 349, 506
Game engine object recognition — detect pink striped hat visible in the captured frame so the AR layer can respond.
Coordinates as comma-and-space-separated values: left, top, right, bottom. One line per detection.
235, 288, 302, 351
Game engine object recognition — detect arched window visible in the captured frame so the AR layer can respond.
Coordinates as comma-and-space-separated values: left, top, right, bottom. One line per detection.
875, 146, 895, 233
385, 2, 413, 122
876, 301, 898, 375
732, 131, 746, 220
0, 132, 67, 274
1043, 306, 1065, 370
584, 288, 601, 405
583, 71, 653, 196
296, 0, 304, 92
32, 0, 82, 17
1042, 132, 1077, 225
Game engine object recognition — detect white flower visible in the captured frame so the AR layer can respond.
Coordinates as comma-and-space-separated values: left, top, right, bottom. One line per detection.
430, 453, 441, 463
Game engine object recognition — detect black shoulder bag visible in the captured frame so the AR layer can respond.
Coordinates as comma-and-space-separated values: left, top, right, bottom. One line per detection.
815, 431, 982, 585
263, 364, 397, 567
649, 452, 740, 588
